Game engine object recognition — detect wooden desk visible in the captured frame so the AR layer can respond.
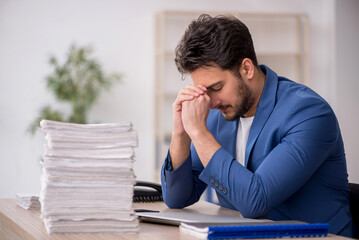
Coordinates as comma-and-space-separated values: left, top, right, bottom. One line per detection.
0, 199, 350, 240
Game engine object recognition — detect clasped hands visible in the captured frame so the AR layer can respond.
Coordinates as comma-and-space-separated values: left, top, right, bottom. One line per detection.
172, 85, 211, 140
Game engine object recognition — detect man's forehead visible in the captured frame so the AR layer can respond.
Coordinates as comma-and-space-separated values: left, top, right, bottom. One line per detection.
190, 66, 225, 86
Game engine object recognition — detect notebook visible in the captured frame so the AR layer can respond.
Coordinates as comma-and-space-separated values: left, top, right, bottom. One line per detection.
180, 221, 330, 239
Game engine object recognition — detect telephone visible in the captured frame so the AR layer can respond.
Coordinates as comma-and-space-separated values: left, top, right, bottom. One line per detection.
133, 181, 163, 203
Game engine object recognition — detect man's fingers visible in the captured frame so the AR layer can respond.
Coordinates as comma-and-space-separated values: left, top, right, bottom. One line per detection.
179, 88, 200, 97
180, 85, 207, 97
177, 94, 195, 102
173, 85, 209, 112
196, 85, 208, 92
186, 84, 207, 93
173, 94, 195, 111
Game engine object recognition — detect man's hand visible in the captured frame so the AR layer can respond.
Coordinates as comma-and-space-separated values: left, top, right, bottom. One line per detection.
172, 85, 207, 136
181, 93, 211, 139
169, 85, 207, 170
180, 89, 221, 168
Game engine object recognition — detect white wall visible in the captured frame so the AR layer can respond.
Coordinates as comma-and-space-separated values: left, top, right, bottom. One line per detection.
1, 0, 356, 197
335, 0, 359, 184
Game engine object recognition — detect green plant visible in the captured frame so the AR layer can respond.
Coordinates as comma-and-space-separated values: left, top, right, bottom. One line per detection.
28, 43, 121, 135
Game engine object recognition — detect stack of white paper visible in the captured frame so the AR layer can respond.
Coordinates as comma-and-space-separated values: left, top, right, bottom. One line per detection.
39, 120, 139, 234
16, 193, 41, 210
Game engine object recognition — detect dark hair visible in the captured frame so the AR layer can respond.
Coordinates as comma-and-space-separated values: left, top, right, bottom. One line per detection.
175, 14, 258, 76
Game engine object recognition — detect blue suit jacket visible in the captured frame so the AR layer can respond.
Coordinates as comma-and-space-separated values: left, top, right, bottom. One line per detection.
161, 65, 353, 237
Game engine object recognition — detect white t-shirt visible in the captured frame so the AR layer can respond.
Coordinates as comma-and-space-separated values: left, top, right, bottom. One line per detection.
235, 116, 254, 166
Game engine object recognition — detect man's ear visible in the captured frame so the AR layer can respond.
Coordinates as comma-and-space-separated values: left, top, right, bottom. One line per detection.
240, 58, 255, 80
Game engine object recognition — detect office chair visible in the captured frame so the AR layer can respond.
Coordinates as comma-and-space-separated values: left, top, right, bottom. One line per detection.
349, 183, 359, 239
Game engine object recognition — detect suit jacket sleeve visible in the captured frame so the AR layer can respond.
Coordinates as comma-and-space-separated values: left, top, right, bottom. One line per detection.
161, 146, 207, 208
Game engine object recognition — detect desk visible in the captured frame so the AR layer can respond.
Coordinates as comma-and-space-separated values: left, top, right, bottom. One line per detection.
0, 199, 350, 240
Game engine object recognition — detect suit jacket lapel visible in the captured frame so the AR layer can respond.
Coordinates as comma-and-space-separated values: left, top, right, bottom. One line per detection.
217, 116, 238, 158
245, 65, 278, 167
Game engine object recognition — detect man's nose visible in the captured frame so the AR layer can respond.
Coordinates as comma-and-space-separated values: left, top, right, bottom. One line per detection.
210, 97, 220, 109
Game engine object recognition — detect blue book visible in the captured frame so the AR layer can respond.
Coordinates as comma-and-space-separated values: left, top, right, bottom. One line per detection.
180, 221, 329, 239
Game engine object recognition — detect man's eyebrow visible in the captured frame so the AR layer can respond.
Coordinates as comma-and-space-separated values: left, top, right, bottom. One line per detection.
205, 81, 221, 89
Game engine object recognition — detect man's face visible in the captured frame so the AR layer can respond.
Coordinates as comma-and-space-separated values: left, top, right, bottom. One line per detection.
190, 66, 255, 121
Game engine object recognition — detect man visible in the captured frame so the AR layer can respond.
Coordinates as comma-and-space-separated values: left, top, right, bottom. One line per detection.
160, 14, 353, 237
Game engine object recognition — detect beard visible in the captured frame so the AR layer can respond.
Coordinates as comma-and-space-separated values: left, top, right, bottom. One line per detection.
218, 77, 255, 121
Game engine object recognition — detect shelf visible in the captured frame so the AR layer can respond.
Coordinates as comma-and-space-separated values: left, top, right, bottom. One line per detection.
155, 50, 175, 56
155, 131, 173, 140
257, 52, 302, 57
156, 92, 179, 98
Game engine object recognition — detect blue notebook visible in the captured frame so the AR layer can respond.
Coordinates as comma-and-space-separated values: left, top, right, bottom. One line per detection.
180, 221, 330, 239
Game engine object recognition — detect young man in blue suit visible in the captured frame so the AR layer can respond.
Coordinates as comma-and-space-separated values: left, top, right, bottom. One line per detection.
160, 14, 353, 237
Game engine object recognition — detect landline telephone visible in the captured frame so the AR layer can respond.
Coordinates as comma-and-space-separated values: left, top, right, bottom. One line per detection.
133, 181, 163, 203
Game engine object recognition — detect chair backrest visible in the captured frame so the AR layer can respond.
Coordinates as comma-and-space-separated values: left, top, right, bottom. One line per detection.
349, 183, 359, 239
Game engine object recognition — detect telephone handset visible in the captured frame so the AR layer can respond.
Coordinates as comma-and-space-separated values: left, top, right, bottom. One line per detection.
133, 181, 163, 203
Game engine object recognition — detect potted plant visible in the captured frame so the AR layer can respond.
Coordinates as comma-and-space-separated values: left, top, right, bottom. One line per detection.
28, 43, 121, 135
